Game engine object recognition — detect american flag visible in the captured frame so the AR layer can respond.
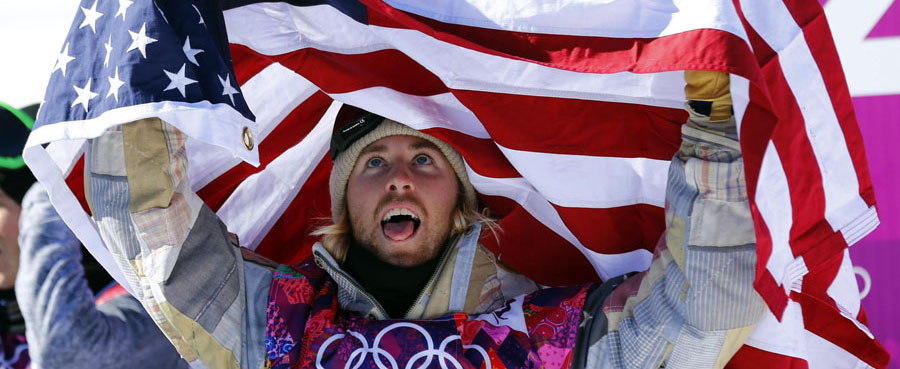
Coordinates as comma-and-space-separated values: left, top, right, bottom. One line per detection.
24, 0, 888, 367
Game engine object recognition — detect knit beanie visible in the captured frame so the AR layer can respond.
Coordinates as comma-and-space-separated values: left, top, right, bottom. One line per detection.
328, 106, 476, 223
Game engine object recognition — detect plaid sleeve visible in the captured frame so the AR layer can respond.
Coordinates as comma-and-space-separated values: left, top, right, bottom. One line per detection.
86, 118, 259, 369
579, 72, 766, 369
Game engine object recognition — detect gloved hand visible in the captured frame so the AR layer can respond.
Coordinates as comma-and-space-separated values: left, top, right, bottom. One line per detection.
684, 70, 738, 141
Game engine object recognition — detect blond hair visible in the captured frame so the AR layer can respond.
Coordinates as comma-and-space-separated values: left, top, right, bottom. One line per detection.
312, 185, 498, 264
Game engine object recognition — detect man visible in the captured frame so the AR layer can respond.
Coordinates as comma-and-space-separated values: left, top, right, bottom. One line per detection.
85, 71, 763, 368
310, 105, 538, 319
0, 102, 188, 369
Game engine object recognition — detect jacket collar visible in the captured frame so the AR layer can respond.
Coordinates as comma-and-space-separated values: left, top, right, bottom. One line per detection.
312, 223, 482, 319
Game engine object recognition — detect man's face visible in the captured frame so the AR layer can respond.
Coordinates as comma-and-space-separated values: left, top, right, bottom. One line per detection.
346, 135, 459, 267
0, 190, 21, 289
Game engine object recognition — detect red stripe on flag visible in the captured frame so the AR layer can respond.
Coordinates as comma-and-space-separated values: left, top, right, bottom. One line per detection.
732, 0, 791, 318
734, 0, 845, 319
230, 43, 276, 86
737, 10, 879, 357
553, 204, 665, 255
198, 91, 333, 211
451, 90, 686, 158
742, 100, 786, 316
479, 195, 600, 285
421, 128, 521, 178
364, 0, 764, 80
795, 291, 891, 368
857, 305, 869, 327
272, 48, 447, 96
734, 3, 886, 358
430, 126, 668, 259
747, 42, 828, 261
729, 10, 780, 205
781, 0, 875, 206
726, 345, 809, 368
65, 155, 91, 216
435, 122, 667, 274
798, 233, 846, 297
253, 154, 334, 265
754, 264, 790, 319
793, 235, 889, 366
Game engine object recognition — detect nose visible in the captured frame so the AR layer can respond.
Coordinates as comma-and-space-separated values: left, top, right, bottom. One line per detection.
386, 166, 414, 192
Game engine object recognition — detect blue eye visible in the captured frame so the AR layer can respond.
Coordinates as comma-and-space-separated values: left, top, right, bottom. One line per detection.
414, 154, 432, 165
366, 157, 385, 168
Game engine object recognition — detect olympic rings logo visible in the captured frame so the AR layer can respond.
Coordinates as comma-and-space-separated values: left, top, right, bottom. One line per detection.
853, 266, 871, 300
316, 322, 491, 369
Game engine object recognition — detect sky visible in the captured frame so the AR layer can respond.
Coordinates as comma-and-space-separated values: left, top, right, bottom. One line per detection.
0, 1, 81, 108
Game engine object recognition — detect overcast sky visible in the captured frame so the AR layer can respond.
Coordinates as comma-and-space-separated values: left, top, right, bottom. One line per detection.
0, 1, 80, 108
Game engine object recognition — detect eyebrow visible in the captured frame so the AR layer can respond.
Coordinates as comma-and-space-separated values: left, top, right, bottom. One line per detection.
409, 140, 440, 152
359, 143, 387, 156
359, 139, 441, 156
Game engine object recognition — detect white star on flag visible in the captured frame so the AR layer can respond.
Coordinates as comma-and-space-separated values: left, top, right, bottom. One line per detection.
71, 79, 98, 113
52, 43, 76, 77
104, 35, 114, 67
183, 36, 204, 66
218, 74, 239, 105
107, 67, 125, 102
79, 0, 104, 34
163, 64, 197, 98
127, 23, 157, 59
192, 5, 206, 26
115, 0, 133, 20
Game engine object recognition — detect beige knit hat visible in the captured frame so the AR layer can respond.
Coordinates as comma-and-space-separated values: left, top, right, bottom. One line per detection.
328, 107, 476, 223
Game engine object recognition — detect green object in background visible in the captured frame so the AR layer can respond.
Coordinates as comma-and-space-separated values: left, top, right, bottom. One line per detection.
0, 155, 27, 171
0, 101, 36, 170
0, 101, 35, 129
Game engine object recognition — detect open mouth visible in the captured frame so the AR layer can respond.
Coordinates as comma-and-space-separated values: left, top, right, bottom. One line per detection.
381, 208, 421, 241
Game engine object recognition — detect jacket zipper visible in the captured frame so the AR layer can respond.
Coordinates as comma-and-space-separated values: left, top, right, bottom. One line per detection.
313, 228, 468, 320
313, 250, 390, 320
402, 232, 460, 319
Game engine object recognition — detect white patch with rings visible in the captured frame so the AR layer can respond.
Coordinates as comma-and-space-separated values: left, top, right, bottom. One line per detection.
316, 322, 490, 369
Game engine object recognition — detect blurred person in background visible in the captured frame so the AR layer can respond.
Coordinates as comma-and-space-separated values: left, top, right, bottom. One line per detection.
0, 102, 40, 369
1, 102, 188, 368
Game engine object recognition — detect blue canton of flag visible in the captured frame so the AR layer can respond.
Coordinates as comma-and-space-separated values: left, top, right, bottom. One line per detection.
33, 0, 256, 151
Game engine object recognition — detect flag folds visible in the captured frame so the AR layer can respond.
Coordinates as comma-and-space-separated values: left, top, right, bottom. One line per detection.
25, 0, 887, 367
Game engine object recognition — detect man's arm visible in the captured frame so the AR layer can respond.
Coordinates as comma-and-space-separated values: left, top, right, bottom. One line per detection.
84, 119, 269, 369
576, 71, 766, 369
15, 183, 189, 369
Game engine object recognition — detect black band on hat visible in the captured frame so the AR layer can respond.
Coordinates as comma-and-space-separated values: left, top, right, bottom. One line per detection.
329, 105, 385, 159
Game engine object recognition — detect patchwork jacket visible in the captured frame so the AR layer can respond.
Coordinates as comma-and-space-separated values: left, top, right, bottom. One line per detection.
85, 83, 764, 368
